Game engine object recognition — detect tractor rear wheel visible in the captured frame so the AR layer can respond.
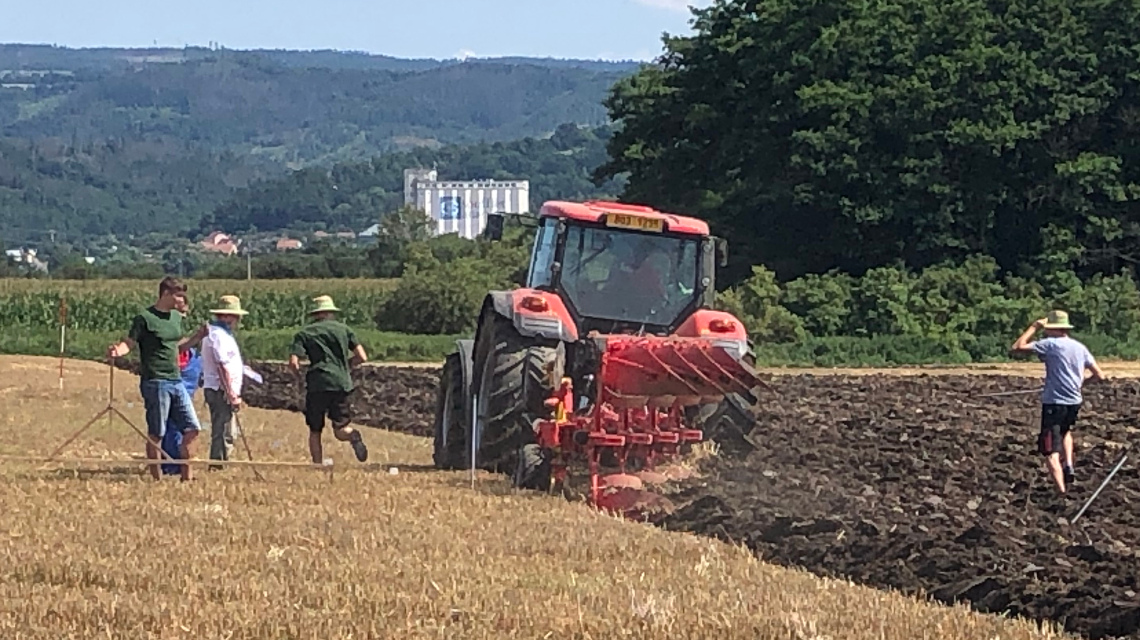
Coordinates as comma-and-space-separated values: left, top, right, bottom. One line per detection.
432, 353, 467, 470
472, 313, 563, 485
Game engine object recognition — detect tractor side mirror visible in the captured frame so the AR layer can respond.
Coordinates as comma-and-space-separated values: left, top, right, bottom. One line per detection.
715, 237, 729, 268
484, 213, 505, 241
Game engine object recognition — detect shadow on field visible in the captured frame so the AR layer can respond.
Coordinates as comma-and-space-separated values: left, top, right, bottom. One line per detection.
27, 467, 144, 483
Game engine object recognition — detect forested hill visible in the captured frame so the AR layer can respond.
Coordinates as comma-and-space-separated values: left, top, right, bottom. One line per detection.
0, 124, 620, 239
206, 124, 622, 233
0, 47, 631, 167
0, 44, 642, 74
0, 44, 638, 240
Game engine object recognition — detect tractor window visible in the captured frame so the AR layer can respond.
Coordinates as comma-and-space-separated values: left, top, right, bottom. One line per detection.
527, 218, 557, 289
560, 225, 700, 326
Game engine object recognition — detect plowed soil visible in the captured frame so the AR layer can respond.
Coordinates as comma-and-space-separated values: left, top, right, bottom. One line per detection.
658, 374, 1140, 640
112, 360, 440, 437
117, 357, 1140, 638
239, 363, 439, 437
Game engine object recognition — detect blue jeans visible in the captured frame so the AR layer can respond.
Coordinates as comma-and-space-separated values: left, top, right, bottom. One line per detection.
160, 389, 198, 475
140, 379, 202, 440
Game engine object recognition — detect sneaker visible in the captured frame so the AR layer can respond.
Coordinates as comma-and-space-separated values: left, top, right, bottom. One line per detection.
1063, 466, 1075, 486
350, 433, 369, 462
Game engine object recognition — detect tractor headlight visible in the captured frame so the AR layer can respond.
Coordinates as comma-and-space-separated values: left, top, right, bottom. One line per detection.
709, 338, 747, 361
518, 315, 564, 340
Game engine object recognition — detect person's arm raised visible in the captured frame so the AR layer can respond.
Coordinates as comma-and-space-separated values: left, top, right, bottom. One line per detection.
1010, 318, 1047, 356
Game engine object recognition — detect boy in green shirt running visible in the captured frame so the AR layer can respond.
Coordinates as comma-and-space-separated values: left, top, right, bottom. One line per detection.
289, 295, 370, 464
107, 277, 208, 481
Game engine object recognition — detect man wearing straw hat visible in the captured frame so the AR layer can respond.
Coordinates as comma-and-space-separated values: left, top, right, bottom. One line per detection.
201, 295, 249, 470
1012, 310, 1105, 494
289, 295, 369, 464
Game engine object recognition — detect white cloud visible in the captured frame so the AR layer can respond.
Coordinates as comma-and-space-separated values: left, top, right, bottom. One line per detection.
631, 0, 708, 12
454, 49, 477, 60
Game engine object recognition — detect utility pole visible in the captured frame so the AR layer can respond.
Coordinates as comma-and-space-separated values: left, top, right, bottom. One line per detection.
246, 250, 252, 280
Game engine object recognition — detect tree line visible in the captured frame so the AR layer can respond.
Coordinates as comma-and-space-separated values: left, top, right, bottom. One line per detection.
596, 0, 1140, 288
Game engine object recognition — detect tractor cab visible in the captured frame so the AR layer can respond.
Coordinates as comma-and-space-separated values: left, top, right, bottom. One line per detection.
517, 201, 720, 335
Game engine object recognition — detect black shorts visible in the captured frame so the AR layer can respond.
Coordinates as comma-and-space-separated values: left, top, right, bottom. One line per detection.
305, 390, 353, 433
1038, 403, 1080, 456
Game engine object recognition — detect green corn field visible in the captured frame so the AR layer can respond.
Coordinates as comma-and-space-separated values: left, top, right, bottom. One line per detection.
0, 279, 398, 331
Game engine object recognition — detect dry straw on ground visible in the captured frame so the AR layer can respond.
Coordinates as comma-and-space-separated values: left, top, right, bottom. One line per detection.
0, 356, 1070, 639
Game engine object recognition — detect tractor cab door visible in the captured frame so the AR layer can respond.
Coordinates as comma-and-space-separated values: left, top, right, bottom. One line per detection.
526, 217, 559, 290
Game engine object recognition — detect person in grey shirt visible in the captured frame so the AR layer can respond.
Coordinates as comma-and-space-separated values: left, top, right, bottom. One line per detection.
1012, 310, 1104, 494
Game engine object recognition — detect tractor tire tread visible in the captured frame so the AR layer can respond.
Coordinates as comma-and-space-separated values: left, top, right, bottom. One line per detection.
475, 314, 562, 475
432, 354, 467, 470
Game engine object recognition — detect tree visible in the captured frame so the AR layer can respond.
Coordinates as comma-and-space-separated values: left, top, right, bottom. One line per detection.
596, 0, 1140, 284
366, 206, 434, 277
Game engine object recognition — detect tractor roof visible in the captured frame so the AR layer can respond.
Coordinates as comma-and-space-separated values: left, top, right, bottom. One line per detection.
539, 200, 710, 237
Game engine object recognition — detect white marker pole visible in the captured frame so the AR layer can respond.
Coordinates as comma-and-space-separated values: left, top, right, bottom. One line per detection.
57, 296, 67, 391
470, 395, 478, 491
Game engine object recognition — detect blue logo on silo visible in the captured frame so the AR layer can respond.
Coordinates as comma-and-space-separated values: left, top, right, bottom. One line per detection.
439, 196, 462, 220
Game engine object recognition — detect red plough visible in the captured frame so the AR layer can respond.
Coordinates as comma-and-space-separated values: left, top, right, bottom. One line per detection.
535, 336, 765, 518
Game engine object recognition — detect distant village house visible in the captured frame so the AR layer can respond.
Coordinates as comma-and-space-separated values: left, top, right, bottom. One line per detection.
4, 247, 49, 273
200, 231, 239, 256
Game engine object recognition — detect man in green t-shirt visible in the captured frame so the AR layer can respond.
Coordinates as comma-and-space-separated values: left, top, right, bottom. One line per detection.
107, 277, 208, 481
289, 295, 370, 464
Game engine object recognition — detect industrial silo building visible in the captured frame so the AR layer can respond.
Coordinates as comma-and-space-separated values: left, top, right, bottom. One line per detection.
404, 169, 530, 240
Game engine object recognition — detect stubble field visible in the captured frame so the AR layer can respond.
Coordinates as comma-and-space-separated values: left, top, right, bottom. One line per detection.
0, 355, 1084, 639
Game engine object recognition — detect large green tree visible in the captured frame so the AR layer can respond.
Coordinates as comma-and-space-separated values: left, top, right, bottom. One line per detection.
596, 0, 1140, 283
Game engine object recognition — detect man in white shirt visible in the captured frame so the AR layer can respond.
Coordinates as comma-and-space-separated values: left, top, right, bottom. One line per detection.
201, 295, 249, 469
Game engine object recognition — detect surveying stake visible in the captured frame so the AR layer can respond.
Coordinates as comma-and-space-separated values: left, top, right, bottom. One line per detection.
44, 359, 177, 468
57, 296, 67, 391
232, 412, 267, 482
976, 387, 1042, 399
1071, 450, 1130, 524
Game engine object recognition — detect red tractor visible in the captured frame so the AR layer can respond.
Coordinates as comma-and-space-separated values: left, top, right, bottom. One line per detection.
432, 200, 764, 514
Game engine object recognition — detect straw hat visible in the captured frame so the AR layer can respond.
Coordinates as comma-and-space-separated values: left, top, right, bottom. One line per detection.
209, 295, 249, 316
1043, 309, 1074, 330
309, 295, 341, 314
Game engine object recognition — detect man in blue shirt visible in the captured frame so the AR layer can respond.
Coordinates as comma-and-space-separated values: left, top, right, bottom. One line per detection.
1012, 310, 1104, 494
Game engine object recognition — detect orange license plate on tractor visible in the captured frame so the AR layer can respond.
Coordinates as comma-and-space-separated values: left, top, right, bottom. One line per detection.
606, 213, 664, 233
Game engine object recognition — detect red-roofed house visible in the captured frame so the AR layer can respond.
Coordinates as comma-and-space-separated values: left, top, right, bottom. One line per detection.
200, 231, 238, 256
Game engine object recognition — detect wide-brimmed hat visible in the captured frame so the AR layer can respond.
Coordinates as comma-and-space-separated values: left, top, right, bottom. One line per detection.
309, 295, 341, 314
210, 294, 249, 316
1043, 309, 1074, 330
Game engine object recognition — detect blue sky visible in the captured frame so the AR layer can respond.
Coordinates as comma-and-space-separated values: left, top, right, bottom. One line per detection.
4, 0, 712, 61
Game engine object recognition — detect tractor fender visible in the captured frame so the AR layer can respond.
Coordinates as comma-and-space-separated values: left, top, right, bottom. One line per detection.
484, 290, 578, 343
674, 308, 749, 341
675, 309, 750, 362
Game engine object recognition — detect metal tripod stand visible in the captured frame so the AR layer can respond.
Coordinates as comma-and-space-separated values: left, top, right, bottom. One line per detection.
45, 360, 177, 469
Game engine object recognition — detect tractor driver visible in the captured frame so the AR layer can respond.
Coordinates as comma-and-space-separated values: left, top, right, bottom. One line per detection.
601, 237, 669, 313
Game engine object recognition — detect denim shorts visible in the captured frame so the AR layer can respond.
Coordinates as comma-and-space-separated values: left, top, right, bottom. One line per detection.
140, 379, 202, 439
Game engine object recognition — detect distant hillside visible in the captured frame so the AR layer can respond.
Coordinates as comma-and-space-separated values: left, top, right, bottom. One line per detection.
206, 123, 623, 234
0, 44, 643, 74
0, 135, 250, 241
0, 51, 630, 167
0, 44, 639, 240
0, 124, 621, 241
